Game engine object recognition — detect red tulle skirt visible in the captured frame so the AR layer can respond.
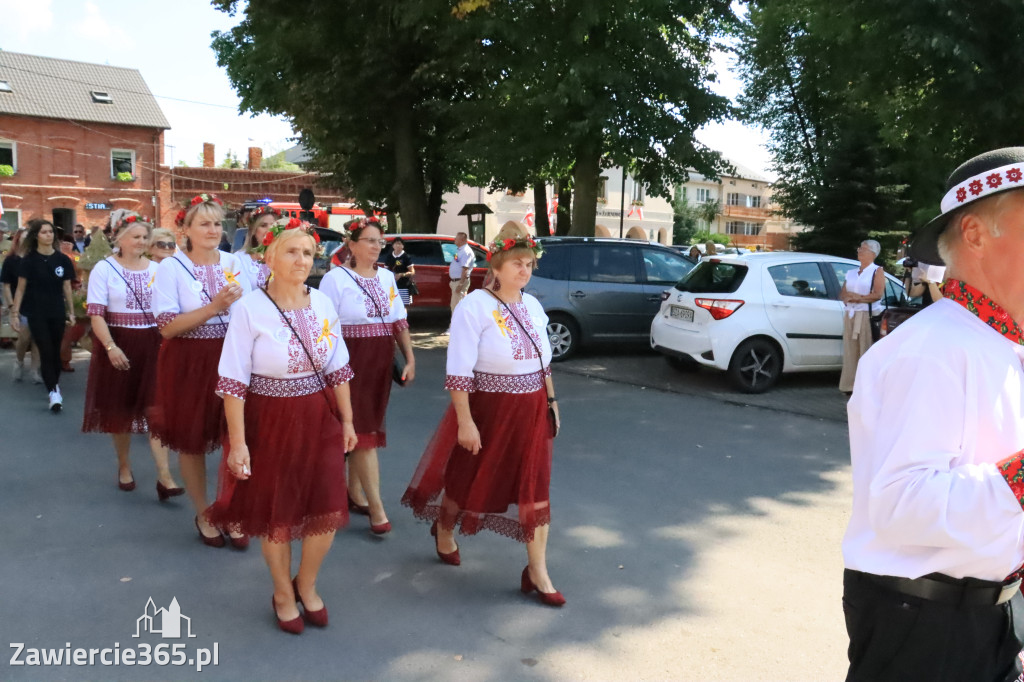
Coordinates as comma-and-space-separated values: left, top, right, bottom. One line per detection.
148, 336, 225, 456
401, 388, 553, 543
345, 335, 395, 449
82, 326, 162, 434
205, 390, 349, 542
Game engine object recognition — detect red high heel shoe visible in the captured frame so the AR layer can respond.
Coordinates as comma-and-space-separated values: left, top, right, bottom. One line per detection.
520, 566, 566, 607
228, 533, 249, 550
156, 481, 184, 502
292, 577, 328, 627
430, 521, 460, 566
118, 472, 135, 492
370, 520, 391, 535
272, 595, 304, 635
347, 493, 370, 516
194, 516, 225, 548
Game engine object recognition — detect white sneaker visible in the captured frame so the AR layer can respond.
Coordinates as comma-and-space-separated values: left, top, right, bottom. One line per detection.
31, 369, 43, 384
48, 388, 62, 413
12, 361, 24, 382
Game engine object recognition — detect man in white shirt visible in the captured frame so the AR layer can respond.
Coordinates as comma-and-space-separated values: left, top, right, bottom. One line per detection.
843, 147, 1024, 681
448, 232, 475, 312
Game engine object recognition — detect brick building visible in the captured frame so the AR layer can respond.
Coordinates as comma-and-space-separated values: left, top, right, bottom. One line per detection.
156, 143, 349, 230
0, 51, 169, 233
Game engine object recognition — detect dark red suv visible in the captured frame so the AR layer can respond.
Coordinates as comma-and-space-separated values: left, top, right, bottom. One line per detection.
377, 234, 489, 309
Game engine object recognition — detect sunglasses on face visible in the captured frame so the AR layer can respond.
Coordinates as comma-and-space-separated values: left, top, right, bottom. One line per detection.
153, 241, 176, 250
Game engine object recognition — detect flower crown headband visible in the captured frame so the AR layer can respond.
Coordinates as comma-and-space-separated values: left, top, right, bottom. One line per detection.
117, 213, 149, 229
486, 235, 544, 261
175, 193, 224, 227
249, 204, 280, 223
255, 217, 321, 255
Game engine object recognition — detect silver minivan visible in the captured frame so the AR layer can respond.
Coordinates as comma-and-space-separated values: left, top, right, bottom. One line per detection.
525, 237, 696, 360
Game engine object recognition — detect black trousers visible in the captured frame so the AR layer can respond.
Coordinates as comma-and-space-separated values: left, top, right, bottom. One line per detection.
844, 569, 1024, 682
26, 315, 65, 392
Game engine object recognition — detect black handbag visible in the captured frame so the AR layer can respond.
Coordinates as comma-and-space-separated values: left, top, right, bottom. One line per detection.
340, 268, 408, 386
484, 290, 558, 438
405, 278, 420, 297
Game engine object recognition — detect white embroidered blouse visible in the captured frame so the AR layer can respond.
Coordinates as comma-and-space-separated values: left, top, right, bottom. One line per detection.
444, 289, 552, 393
153, 250, 251, 339
215, 288, 353, 400
234, 249, 271, 290
318, 266, 409, 338
86, 257, 158, 328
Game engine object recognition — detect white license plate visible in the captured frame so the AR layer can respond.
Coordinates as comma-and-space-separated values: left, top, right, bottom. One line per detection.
670, 305, 694, 322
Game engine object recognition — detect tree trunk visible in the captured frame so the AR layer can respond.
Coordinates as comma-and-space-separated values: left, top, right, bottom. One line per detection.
533, 182, 549, 237
390, 97, 430, 233
426, 165, 445, 233
556, 177, 571, 236
570, 139, 602, 237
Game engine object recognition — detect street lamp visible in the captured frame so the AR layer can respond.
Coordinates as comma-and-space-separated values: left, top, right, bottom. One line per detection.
457, 203, 493, 244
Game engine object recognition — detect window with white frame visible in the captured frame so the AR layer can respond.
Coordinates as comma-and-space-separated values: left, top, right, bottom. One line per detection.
696, 187, 712, 203
725, 221, 761, 236
111, 149, 135, 178
597, 176, 608, 201
726, 192, 741, 206
0, 140, 15, 172
631, 180, 644, 203
747, 195, 762, 209
1, 208, 21, 229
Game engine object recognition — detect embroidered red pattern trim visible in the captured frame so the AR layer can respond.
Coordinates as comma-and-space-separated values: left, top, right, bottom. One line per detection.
193, 264, 228, 302
104, 311, 156, 328
341, 322, 393, 338
121, 268, 153, 311
249, 373, 327, 397
393, 319, 409, 333
181, 323, 228, 340
216, 377, 248, 400
357, 276, 393, 319
943, 279, 1024, 346
325, 364, 355, 387
87, 303, 107, 317
156, 312, 176, 330
445, 369, 547, 394
283, 307, 330, 374
997, 452, 1024, 511
504, 302, 542, 361
444, 375, 475, 392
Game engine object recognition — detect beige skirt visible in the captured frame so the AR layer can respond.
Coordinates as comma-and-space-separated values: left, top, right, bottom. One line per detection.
839, 311, 873, 392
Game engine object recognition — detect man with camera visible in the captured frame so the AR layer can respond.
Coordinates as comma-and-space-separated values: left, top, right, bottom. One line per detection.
843, 147, 1024, 681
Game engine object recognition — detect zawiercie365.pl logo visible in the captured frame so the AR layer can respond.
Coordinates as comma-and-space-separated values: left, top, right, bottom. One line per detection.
10, 597, 219, 672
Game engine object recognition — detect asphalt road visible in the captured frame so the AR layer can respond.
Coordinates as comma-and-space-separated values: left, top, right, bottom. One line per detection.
0, 334, 852, 681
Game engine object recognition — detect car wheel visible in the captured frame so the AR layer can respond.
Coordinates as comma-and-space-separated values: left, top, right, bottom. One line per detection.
665, 355, 699, 373
547, 314, 579, 362
727, 338, 782, 393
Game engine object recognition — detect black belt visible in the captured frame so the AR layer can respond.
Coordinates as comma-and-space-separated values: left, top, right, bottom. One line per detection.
852, 570, 1020, 607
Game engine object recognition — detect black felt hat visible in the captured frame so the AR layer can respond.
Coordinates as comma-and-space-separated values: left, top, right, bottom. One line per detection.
909, 147, 1024, 265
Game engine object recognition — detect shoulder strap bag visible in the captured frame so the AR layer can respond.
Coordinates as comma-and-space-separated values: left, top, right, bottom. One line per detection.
339, 267, 407, 386
483, 289, 559, 438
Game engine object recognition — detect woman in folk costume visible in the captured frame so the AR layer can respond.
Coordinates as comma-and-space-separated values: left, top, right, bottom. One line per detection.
234, 204, 278, 289
150, 194, 251, 548
402, 221, 565, 607
319, 219, 415, 535
83, 213, 183, 499
206, 223, 357, 634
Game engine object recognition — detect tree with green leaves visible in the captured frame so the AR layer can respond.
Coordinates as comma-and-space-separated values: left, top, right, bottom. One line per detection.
459, 0, 736, 236
211, 0, 476, 231
737, 0, 1024, 258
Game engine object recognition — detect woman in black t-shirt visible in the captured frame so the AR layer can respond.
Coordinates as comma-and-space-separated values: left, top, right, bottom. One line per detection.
11, 219, 76, 412
384, 237, 416, 305
2, 228, 41, 383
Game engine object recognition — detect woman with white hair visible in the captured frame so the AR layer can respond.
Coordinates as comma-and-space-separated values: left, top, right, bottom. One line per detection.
839, 239, 885, 393
83, 213, 183, 499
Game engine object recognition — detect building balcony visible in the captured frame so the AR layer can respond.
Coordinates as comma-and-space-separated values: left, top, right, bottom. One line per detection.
721, 205, 771, 220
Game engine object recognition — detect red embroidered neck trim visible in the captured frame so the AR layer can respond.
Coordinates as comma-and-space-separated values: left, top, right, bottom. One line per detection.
943, 279, 1024, 346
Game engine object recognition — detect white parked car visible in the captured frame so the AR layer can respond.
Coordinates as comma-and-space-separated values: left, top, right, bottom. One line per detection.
650, 252, 906, 392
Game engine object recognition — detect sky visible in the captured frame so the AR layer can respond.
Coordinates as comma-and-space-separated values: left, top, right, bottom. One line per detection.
0, 0, 773, 176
